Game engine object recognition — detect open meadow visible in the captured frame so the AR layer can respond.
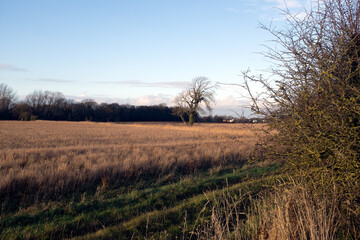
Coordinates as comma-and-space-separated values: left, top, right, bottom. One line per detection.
0, 121, 279, 239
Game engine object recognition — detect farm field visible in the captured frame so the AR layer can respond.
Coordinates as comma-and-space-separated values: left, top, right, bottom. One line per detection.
0, 121, 279, 239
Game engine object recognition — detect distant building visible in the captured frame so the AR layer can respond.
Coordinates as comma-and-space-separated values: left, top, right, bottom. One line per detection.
222, 119, 235, 123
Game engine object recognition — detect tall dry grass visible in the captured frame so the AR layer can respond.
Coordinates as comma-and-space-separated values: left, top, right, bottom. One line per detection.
193, 178, 342, 240
0, 121, 262, 210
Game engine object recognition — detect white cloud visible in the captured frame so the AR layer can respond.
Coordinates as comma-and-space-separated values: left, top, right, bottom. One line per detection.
215, 95, 250, 110
254, 0, 309, 22
66, 93, 254, 117
204, 95, 251, 117
246, 0, 257, 6
32, 78, 74, 83
266, 0, 302, 9
290, 11, 307, 20
94, 80, 189, 88
0, 63, 27, 72
133, 95, 172, 105
225, 8, 241, 13
67, 93, 173, 106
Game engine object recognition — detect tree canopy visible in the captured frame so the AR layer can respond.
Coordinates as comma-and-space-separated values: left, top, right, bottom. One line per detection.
174, 77, 217, 125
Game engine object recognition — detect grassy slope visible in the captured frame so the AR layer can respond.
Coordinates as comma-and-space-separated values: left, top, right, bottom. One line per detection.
0, 163, 280, 240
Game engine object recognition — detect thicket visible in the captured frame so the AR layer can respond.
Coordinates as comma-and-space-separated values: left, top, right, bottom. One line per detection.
242, 0, 360, 237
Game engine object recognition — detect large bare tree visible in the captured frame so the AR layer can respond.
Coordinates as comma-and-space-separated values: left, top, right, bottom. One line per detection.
0, 83, 16, 119
174, 77, 217, 126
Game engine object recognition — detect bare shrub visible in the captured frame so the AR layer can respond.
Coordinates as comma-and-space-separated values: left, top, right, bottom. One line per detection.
242, 0, 360, 235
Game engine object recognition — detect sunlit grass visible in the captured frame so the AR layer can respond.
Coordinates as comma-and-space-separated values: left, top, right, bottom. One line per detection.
0, 121, 275, 239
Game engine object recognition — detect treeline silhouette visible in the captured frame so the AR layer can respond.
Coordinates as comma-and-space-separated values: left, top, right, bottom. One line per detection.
2, 90, 182, 122
1, 89, 243, 122
1, 87, 257, 123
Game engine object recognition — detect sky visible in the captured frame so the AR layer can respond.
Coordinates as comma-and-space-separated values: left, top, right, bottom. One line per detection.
0, 0, 310, 116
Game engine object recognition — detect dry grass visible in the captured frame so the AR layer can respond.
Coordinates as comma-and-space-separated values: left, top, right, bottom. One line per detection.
253, 179, 341, 240
193, 178, 342, 240
0, 121, 263, 209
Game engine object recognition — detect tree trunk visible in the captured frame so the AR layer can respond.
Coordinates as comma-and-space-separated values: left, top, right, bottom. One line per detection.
179, 114, 188, 125
189, 113, 195, 126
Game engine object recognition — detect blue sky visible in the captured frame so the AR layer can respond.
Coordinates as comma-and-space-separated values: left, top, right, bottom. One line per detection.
0, 0, 309, 116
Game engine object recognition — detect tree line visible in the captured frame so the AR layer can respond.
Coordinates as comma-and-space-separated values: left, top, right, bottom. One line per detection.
0, 86, 184, 122
0, 85, 246, 123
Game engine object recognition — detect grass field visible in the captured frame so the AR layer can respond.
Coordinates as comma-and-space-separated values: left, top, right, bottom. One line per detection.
0, 121, 279, 239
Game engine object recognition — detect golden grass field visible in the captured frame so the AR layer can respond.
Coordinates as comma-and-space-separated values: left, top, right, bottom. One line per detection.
0, 121, 263, 206
1, 121, 348, 239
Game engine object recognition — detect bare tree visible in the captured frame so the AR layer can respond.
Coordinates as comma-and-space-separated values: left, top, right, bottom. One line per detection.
25, 90, 48, 109
174, 77, 217, 126
243, 0, 360, 236
0, 83, 17, 119
25, 90, 66, 119
26, 90, 65, 109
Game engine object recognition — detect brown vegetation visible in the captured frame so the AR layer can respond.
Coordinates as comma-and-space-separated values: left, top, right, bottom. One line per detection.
0, 121, 262, 210
193, 178, 342, 240
241, 0, 360, 237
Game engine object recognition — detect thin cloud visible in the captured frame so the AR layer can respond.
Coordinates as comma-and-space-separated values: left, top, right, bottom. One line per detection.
68, 93, 173, 106
215, 95, 249, 108
94, 80, 189, 88
255, 0, 308, 21
154, 81, 189, 88
266, 0, 303, 10
0, 63, 27, 72
32, 78, 75, 83
246, 0, 257, 6
225, 8, 241, 13
134, 95, 172, 105
212, 95, 253, 117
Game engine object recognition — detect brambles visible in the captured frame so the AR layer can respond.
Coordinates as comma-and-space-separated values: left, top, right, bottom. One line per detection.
243, 0, 360, 236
